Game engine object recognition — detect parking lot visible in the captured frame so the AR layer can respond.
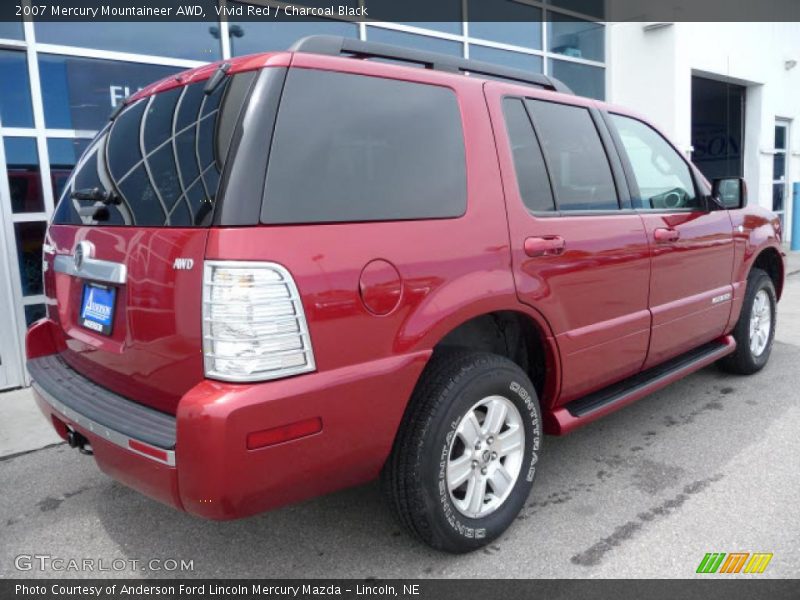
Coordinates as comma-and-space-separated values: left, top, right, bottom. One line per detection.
2, 272, 798, 579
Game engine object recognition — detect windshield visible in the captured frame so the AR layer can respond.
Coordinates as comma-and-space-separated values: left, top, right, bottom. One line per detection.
52, 71, 256, 227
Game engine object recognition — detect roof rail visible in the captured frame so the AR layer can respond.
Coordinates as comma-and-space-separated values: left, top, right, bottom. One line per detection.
288, 35, 573, 94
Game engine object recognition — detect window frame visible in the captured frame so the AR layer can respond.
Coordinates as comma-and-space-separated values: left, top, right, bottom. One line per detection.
503, 95, 629, 217
603, 110, 708, 214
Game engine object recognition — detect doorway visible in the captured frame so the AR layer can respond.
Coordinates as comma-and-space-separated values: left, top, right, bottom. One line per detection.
691, 76, 746, 180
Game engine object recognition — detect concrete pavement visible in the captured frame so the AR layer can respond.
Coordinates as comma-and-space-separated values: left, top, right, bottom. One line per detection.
1, 258, 798, 579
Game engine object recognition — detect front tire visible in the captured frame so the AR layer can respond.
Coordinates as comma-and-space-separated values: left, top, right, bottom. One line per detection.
718, 268, 777, 375
382, 350, 541, 553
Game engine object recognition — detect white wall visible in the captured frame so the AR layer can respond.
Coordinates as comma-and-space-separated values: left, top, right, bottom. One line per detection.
608, 22, 800, 237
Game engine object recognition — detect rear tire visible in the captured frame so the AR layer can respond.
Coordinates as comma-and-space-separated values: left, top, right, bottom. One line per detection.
382, 350, 541, 553
718, 268, 776, 375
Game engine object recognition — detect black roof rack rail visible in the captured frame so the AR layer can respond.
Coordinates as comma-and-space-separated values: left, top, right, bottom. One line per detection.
288, 35, 573, 95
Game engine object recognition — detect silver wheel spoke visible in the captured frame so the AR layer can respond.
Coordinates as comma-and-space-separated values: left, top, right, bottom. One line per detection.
447, 454, 473, 490
488, 463, 514, 498
464, 474, 487, 515
458, 412, 482, 448
496, 425, 523, 456
483, 398, 508, 435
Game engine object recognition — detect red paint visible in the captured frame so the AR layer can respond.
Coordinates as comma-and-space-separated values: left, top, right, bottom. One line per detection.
28, 50, 786, 520
247, 417, 323, 450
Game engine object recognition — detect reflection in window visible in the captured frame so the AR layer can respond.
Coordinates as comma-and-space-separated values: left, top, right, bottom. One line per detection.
38, 54, 181, 131
15, 221, 47, 296
0, 20, 24, 40
548, 17, 604, 62
546, 0, 605, 19
34, 22, 221, 61
469, 45, 543, 73
469, 2, 542, 49
47, 138, 91, 200
0, 50, 34, 127
5, 138, 44, 214
229, 20, 357, 56
366, 27, 463, 56
549, 58, 604, 100
366, 0, 461, 33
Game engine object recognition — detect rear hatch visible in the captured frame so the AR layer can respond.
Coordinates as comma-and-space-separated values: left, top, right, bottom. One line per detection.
43, 64, 262, 414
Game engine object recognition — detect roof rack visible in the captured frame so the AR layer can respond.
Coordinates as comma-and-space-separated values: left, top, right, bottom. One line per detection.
289, 35, 573, 94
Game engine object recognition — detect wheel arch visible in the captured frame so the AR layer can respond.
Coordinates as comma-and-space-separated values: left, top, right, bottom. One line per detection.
751, 245, 784, 300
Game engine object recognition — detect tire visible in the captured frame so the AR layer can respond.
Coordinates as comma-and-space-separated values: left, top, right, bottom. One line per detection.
718, 268, 777, 375
382, 349, 542, 553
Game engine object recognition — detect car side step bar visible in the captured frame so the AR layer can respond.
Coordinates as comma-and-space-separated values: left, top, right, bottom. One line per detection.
548, 336, 736, 435
289, 35, 573, 94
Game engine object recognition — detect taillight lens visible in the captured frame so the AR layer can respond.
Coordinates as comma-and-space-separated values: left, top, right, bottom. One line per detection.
202, 261, 316, 382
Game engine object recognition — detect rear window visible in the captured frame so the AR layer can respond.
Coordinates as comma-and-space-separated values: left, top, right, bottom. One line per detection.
261, 69, 467, 224
52, 72, 255, 227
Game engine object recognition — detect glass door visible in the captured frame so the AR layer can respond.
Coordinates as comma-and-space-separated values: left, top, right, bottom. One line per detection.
773, 121, 790, 236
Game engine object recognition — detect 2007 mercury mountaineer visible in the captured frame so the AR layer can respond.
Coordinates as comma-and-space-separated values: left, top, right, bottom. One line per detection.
27, 36, 785, 553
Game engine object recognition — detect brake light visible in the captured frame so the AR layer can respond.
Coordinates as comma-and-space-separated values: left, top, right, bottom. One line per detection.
202, 261, 316, 382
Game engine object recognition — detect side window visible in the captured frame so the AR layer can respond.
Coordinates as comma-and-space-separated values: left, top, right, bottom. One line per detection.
609, 114, 699, 211
525, 99, 618, 211
503, 98, 555, 213
262, 69, 467, 224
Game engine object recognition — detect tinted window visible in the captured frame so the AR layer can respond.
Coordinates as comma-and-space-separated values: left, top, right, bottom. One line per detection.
549, 59, 605, 100
5, 137, 44, 214
469, 45, 543, 73
263, 70, 466, 224
229, 18, 358, 57
366, 27, 463, 56
0, 50, 34, 127
469, 1, 542, 48
525, 100, 617, 211
610, 114, 699, 210
503, 99, 554, 212
548, 17, 605, 62
53, 73, 256, 227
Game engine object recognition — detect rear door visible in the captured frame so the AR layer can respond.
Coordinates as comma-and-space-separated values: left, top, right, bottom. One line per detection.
486, 83, 651, 404
605, 112, 734, 369
44, 71, 257, 414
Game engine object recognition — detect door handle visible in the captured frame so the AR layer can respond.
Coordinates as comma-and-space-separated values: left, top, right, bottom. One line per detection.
654, 227, 680, 243
524, 236, 566, 257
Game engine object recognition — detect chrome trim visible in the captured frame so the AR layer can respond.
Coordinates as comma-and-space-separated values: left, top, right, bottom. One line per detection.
53, 253, 127, 285
32, 381, 175, 466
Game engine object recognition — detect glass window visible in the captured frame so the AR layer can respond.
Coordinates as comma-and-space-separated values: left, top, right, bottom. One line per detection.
366, 27, 463, 57
228, 20, 358, 56
548, 17, 604, 62
38, 54, 182, 131
34, 22, 220, 61
0, 50, 34, 127
547, 0, 605, 19
774, 153, 786, 180
773, 184, 784, 212
548, 59, 604, 100
526, 100, 617, 211
25, 304, 47, 326
5, 137, 44, 213
610, 114, 699, 210
0, 20, 24, 40
469, 2, 542, 48
366, 0, 462, 33
48, 138, 92, 200
469, 45, 543, 73
15, 221, 47, 296
263, 69, 466, 224
53, 73, 256, 227
775, 125, 787, 150
503, 98, 555, 212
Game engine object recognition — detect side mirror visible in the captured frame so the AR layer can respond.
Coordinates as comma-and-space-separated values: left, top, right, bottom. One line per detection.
712, 177, 747, 209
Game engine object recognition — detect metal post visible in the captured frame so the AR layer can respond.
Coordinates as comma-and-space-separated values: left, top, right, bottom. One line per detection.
792, 182, 800, 251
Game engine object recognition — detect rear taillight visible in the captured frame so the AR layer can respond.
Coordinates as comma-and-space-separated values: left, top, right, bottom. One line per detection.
202, 261, 316, 382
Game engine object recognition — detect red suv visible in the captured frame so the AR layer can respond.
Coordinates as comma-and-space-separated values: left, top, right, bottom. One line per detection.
27, 36, 784, 553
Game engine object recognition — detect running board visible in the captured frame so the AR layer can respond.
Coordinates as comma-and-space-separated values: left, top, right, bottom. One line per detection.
547, 336, 736, 435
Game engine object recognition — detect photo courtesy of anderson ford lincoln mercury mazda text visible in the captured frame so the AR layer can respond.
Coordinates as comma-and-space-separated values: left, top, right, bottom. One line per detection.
25, 36, 785, 553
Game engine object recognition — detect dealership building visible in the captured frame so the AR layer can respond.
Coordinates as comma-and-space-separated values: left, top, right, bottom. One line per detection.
1, 6, 799, 390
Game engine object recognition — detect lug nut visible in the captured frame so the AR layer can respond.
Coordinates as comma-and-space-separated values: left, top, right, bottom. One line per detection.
487, 436, 494, 445
471, 460, 479, 469
474, 441, 482, 450
481, 467, 487, 475
491, 452, 498, 460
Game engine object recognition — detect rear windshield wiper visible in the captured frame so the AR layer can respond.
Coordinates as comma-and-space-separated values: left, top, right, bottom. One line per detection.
70, 187, 121, 205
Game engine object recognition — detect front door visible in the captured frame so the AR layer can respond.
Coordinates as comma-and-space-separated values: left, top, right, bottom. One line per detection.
606, 112, 735, 369
486, 83, 652, 404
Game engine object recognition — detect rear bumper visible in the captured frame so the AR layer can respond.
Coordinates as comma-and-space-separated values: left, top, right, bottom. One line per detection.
27, 320, 429, 520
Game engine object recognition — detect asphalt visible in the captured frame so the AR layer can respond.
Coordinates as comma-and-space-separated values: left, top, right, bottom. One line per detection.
1, 272, 798, 579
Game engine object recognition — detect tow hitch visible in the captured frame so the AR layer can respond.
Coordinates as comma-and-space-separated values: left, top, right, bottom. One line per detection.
67, 429, 93, 456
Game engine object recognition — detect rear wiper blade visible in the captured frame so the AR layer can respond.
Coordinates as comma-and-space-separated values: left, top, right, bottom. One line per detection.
204, 62, 231, 95
70, 187, 121, 205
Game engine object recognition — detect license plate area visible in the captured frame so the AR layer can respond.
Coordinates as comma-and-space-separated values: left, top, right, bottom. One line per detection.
79, 282, 116, 336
